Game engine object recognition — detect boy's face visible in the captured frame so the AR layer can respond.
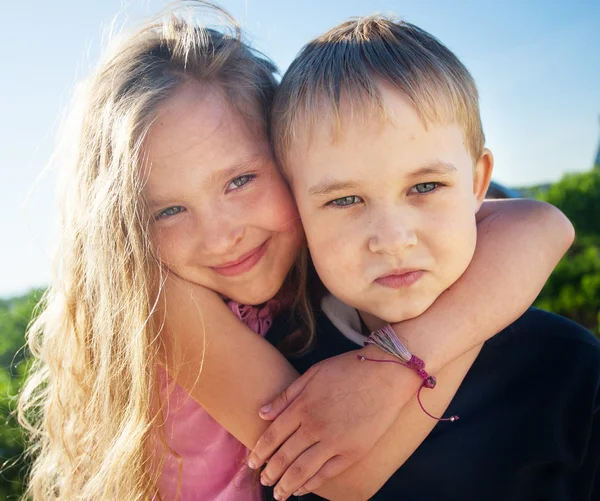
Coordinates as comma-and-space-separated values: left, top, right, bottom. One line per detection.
287, 83, 492, 325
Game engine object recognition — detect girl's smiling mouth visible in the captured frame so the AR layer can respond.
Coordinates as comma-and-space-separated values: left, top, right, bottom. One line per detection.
210, 239, 270, 277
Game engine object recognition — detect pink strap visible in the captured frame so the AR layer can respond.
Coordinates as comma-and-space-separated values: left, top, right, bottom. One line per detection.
227, 291, 293, 337
358, 354, 459, 422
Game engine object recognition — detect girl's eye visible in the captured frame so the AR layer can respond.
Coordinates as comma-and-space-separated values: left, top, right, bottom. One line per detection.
226, 174, 256, 192
329, 195, 363, 207
155, 206, 185, 220
412, 182, 439, 194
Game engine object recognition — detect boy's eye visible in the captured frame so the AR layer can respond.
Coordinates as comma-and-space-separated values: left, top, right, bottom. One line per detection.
155, 206, 185, 220
329, 195, 363, 207
226, 174, 256, 192
411, 182, 439, 194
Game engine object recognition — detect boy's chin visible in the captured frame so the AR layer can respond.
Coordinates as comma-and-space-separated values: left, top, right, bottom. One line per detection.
364, 297, 439, 326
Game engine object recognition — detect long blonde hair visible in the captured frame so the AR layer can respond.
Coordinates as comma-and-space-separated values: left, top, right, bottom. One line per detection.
17, 3, 288, 499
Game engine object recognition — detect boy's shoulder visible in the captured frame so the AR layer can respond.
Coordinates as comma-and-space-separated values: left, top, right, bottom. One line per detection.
467, 307, 600, 415
485, 307, 600, 365
377, 309, 600, 501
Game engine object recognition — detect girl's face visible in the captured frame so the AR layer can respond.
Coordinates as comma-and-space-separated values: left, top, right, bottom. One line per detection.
143, 83, 303, 305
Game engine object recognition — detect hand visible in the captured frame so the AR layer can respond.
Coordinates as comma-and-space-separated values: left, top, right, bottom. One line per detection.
247, 345, 421, 500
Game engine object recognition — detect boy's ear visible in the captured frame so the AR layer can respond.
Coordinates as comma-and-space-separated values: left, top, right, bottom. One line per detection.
472, 148, 494, 211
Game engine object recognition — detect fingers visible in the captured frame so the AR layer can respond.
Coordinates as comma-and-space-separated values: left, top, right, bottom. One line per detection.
270, 446, 335, 501
289, 456, 351, 498
247, 414, 299, 470
259, 364, 319, 420
259, 428, 320, 490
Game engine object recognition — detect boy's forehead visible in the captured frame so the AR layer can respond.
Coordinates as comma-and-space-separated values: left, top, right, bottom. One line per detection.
286, 100, 474, 195
291, 91, 469, 167
288, 85, 463, 154
275, 76, 479, 183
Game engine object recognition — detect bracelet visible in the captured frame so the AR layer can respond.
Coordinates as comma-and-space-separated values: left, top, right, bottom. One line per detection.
360, 324, 459, 423
364, 324, 412, 362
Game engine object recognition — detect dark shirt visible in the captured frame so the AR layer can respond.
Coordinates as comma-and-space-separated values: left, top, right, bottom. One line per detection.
267, 308, 600, 501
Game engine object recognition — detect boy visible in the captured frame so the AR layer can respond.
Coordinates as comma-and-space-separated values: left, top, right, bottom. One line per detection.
264, 15, 600, 500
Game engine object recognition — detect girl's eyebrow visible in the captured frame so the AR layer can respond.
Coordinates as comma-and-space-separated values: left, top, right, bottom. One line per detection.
146, 191, 178, 210
210, 156, 265, 184
146, 156, 266, 209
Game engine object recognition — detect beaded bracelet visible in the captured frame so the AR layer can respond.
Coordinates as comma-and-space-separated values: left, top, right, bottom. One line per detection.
360, 324, 459, 422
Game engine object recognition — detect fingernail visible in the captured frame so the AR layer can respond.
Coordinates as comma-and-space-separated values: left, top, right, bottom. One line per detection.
293, 491, 303, 497
259, 403, 271, 414
247, 459, 256, 469
273, 492, 281, 500
260, 474, 272, 486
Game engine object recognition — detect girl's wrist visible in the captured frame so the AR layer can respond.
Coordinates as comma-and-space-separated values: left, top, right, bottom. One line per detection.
389, 320, 446, 373
359, 325, 460, 422
357, 344, 422, 389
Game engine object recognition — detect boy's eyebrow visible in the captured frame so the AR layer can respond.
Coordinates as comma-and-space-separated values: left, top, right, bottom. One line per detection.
307, 161, 457, 198
308, 179, 360, 198
406, 161, 457, 179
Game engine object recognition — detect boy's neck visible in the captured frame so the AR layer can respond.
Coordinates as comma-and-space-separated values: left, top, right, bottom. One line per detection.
358, 309, 388, 333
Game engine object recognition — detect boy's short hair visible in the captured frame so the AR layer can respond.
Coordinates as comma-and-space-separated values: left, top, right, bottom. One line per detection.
271, 15, 485, 172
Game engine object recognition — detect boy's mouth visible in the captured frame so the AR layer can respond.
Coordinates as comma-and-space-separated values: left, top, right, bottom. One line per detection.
374, 269, 424, 288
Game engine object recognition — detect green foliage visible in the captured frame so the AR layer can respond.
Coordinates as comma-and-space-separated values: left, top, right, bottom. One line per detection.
0, 172, 596, 497
535, 170, 600, 335
0, 289, 43, 499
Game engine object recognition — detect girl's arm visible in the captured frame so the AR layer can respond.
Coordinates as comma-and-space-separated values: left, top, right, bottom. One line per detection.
250, 199, 574, 499
395, 198, 575, 373
163, 199, 573, 500
313, 346, 483, 501
160, 277, 299, 447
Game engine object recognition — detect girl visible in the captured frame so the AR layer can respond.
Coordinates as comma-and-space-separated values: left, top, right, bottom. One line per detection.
18, 2, 574, 501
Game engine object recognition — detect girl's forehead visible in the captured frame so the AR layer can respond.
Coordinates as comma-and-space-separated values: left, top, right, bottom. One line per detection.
143, 88, 273, 201
147, 87, 267, 163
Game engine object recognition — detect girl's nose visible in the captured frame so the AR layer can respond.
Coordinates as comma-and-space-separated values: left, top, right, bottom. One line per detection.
197, 213, 245, 257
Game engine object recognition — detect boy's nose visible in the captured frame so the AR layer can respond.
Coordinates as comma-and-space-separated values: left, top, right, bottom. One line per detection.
368, 217, 417, 255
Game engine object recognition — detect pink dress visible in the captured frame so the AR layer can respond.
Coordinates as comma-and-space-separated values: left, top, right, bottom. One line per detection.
157, 299, 283, 501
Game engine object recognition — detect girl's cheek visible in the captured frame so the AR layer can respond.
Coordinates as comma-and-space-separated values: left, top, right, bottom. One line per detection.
152, 226, 188, 267
273, 192, 298, 222
152, 225, 175, 250
262, 180, 300, 226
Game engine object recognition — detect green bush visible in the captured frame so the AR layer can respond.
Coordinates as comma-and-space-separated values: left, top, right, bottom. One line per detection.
0, 172, 597, 496
0, 290, 42, 499
535, 169, 600, 335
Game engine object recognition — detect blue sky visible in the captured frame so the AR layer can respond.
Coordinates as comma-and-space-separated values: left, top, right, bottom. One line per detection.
1, 0, 599, 296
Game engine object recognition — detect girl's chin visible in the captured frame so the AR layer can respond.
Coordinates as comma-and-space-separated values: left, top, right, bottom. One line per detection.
223, 283, 283, 306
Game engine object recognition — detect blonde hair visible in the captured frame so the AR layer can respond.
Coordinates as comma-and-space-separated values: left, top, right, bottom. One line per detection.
271, 15, 485, 171
17, 2, 298, 499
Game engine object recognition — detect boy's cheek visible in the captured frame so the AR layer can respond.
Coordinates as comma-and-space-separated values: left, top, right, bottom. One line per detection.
310, 236, 362, 292
308, 226, 355, 267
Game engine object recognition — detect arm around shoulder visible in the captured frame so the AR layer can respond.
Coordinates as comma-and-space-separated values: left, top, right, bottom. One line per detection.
392, 197, 574, 373
160, 275, 299, 449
